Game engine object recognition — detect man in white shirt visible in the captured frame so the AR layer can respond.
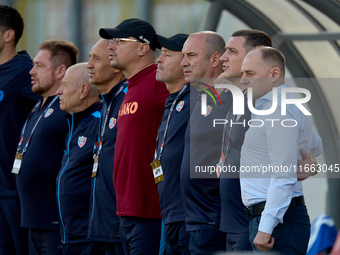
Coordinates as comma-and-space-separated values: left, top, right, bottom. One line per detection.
240, 46, 322, 254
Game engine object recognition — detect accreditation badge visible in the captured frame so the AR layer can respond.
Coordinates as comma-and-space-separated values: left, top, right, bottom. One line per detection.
91, 156, 99, 178
11, 153, 22, 174
150, 160, 164, 184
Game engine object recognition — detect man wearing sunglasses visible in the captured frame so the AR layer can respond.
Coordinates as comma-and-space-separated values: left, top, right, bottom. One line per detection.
100, 19, 169, 255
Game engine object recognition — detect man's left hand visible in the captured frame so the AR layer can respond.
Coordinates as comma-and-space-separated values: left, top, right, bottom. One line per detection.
253, 231, 274, 252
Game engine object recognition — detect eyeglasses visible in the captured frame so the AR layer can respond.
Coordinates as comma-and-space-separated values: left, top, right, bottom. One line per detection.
110, 38, 139, 45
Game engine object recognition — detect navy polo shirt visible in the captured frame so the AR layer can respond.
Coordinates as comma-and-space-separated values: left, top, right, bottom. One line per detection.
57, 102, 102, 244
220, 93, 251, 234
156, 84, 196, 224
180, 90, 232, 231
0, 51, 39, 198
88, 80, 127, 242
16, 95, 68, 230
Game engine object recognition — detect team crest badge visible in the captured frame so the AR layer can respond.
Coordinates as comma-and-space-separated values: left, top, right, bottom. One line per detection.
204, 105, 212, 117
109, 118, 116, 129
78, 136, 87, 148
44, 108, 54, 118
176, 101, 184, 112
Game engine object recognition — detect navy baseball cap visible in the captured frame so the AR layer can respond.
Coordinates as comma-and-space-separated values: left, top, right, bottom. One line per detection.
99, 18, 156, 51
152, 33, 189, 51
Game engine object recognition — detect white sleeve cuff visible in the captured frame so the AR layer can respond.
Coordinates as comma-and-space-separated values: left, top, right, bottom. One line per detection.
258, 215, 279, 234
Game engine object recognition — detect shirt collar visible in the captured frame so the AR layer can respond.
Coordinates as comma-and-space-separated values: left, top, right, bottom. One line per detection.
255, 84, 289, 108
103, 79, 128, 103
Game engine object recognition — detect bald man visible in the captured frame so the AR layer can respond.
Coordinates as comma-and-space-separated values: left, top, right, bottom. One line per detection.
56, 63, 104, 255
240, 47, 322, 254
180, 31, 231, 254
86, 39, 127, 255
217, 29, 319, 253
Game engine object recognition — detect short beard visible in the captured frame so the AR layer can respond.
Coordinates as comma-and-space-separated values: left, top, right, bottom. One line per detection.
32, 85, 44, 95
156, 74, 164, 83
32, 72, 56, 95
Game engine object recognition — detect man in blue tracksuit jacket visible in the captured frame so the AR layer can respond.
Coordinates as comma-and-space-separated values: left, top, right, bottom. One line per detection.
56, 63, 104, 255
0, 6, 40, 255
86, 39, 127, 255
151, 33, 194, 254
15, 40, 78, 255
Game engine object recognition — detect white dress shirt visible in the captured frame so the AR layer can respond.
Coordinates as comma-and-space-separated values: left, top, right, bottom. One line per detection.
240, 84, 323, 234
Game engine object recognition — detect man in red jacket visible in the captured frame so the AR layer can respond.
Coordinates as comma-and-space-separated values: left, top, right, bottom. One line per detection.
99, 18, 169, 255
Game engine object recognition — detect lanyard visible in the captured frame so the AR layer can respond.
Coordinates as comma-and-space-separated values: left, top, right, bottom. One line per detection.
220, 90, 247, 161
17, 95, 59, 155
94, 82, 127, 157
220, 108, 234, 161
156, 84, 187, 160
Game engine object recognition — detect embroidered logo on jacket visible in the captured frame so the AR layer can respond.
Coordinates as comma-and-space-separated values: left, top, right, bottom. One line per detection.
78, 136, 87, 148
176, 101, 184, 112
109, 118, 116, 129
204, 105, 212, 117
44, 108, 54, 118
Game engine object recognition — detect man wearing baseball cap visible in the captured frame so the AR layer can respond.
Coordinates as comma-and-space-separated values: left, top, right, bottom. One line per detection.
99, 18, 169, 255
152, 33, 195, 254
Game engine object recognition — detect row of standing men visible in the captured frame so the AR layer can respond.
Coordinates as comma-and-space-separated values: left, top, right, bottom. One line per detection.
0, 5, 321, 255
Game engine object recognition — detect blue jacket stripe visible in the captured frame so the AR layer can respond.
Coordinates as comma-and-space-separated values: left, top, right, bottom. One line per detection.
57, 157, 69, 243
90, 178, 96, 224
57, 115, 73, 243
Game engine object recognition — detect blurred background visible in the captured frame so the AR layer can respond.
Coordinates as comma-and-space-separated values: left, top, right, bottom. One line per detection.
2, 0, 340, 228
4, 0, 209, 61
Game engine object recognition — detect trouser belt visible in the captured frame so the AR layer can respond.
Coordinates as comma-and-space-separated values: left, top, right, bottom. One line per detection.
244, 196, 305, 219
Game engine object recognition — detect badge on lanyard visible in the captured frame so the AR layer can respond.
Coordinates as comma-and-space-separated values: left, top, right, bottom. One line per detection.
91, 156, 99, 178
151, 160, 164, 184
12, 152, 23, 174
216, 152, 226, 178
